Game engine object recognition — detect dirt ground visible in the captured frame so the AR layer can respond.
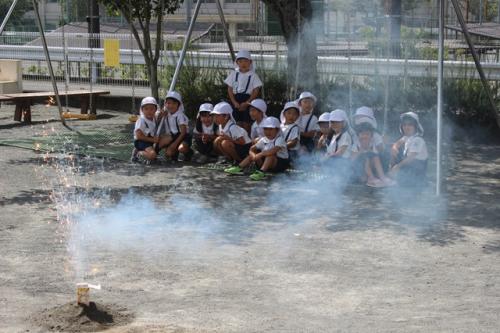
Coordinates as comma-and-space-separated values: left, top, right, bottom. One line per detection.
0, 105, 499, 332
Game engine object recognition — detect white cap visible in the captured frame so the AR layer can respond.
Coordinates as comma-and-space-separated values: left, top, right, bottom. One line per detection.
198, 103, 214, 113
211, 101, 233, 115
298, 91, 317, 104
236, 49, 252, 61
354, 106, 375, 119
165, 91, 183, 104
140, 96, 158, 109
330, 109, 348, 122
400, 111, 424, 135
250, 99, 267, 115
282, 101, 300, 113
318, 112, 331, 123
261, 116, 281, 129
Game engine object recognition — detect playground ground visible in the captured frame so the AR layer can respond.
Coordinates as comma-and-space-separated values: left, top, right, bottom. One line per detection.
0, 105, 499, 332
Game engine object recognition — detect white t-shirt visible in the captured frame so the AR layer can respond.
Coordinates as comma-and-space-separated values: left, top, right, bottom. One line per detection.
220, 120, 251, 144
134, 116, 156, 140
351, 135, 379, 154
255, 134, 289, 159
327, 131, 352, 158
250, 117, 266, 140
162, 111, 189, 135
193, 123, 217, 135
372, 132, 384, 150
298, 113, 320, 133
281, 123, 301, 151
224, 70, 263, 95
403, 135, 428, 160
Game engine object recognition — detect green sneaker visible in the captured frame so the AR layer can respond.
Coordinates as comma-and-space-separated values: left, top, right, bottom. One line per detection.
249, 170, 267, 181
224, 165, 243, 174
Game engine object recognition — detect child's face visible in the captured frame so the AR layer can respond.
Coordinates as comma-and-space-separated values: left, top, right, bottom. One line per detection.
358, 130, 373, 148
236, 58, 251, 72
165, 99, 180, 113
214, 114, 228, 126
402, 121, 416, 136
284, 108, 299, 124
331, 121, 344, 134
299, 98, 314, 113
141, 104, 156, 119
319, 122, 330, 134
199, 112, 213, 126
250, 107, 263, 122
264, 127, 278, 139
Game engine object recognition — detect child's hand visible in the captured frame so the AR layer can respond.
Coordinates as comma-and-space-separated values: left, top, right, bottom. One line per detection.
153, 136, 159, 144
255, 152, 264, 160
220, 133, 232, 142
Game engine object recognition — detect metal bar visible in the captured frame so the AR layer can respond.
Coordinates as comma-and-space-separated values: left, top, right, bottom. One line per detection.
450, 0, 500, 129
436, 0, 445, 196
32, 0, 70, 130
0, 0, 20, 36
215, 0, 236, 62
169, 0, 203, 91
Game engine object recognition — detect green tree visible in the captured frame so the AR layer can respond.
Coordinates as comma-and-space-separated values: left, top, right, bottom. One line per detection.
97, 0, 184, 99
0, 0, 31, 30
262, 0, 317, 96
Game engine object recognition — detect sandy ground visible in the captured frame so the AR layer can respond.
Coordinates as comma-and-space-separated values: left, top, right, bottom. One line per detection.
0, 105, 499, 332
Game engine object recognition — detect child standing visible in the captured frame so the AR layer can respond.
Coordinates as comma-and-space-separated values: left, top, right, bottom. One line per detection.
351, 122, 395, 187
212, 101, 252, 163
157, 91, 192, 161
389, 112, 428, 187
192, 103, 217, 163
225, 117, 289, 180
316, 112, 334, 152
297, 91, 320, 152
249, 98, 267, 144
280, 101, 301, 162
224, 50, 263, 133
132, 97, 159, 163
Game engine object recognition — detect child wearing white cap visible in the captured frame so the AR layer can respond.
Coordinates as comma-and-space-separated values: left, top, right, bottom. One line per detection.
353, 106, 388, 167
325, 109, 352, 160
132, 97, 159, 163
280, 101, 301, 162
156, 91, 192, 161
389, 112, 428, 187
212, 101, 252, 163
316, 112, 334, 152
224, 50, 263, 133
249, 98, 267, 144
225, 117, 289, 180
192, 102, 217, 163
351, 122, 395, 187
297, 91, 320, 152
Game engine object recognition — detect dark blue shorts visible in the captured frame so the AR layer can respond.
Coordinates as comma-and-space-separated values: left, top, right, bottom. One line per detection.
235, 143, 251, 160
134, 140, 153, 151
271, 157, 290, 173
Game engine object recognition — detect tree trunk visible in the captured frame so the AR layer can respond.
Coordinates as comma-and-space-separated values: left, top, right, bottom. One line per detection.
262, 0, 318, 97
389, 0, 401, 58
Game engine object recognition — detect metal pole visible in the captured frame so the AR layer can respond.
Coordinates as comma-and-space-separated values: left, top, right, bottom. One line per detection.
436, 0, 444, 196
215, 0, 236, 62
169, 0, 203, 91
32, 0, 70, 129
347, 6, 353, 115
0, 0, 20, 36
450, 0, 500, 129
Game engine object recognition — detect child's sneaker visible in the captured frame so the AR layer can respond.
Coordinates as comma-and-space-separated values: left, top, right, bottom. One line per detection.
366, 178, 385, 188
196, 154, 209, 164
382, 176, 397, 187
216, 156, 230, 165
130, 148, 139, 163
249, 170, 267, 181
224, 165, 243, 174
137, 153, 151, 165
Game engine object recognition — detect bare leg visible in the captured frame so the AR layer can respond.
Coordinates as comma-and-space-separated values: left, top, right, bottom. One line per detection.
212, 137, 224, 156
178, 142, 190, 154
140, 147, 157, 161
365, 157, 376, 180
221, 140, 242, 162
239, 155, 252, 168
372, 155, 386, 179
261, 155, 277, 172
158, 135, 172, 150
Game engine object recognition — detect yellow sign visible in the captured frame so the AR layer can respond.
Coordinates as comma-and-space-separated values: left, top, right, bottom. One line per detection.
104, 39, 120, 67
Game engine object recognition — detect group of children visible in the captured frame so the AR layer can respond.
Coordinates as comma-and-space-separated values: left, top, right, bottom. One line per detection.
133, 50, 428, 186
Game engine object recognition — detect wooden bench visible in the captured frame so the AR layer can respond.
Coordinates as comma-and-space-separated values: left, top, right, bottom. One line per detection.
0, 89, 110, 123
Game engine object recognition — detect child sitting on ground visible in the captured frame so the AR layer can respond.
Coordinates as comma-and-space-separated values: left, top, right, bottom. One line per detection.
192, 103, 217, 164
156, 91, 192, 161
351, 122, 396, 187
212, 101, 252, 164
297, 91, 320, 153
249, 98, 267, 144
280, 101, 301, 162
224, 50, 263, 134
316, 112, 334, 152
325, 109, 352, 164
132, 97, 159, 163
389, 112, 428, 187
353, 106, 388, 167
225, 117, 289, 181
